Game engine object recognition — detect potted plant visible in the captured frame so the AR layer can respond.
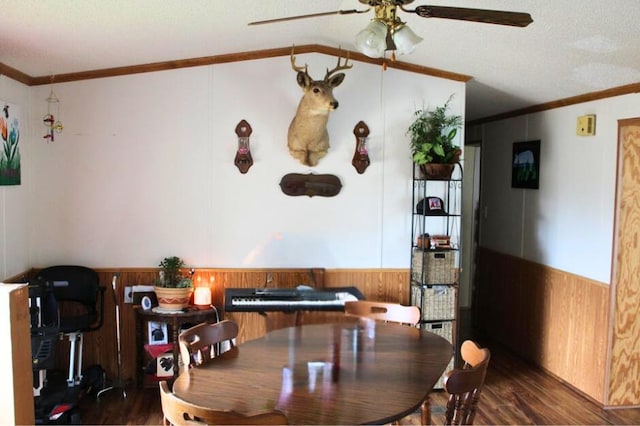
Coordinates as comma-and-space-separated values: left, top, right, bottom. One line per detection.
407, 95, 462, 179
153, 256, 193, 310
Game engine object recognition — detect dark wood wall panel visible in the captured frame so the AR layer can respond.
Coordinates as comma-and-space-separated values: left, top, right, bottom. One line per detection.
476, 247, 610, 404
10, 252, 636, 408
9, 260, 618, 406
325, 268, 410, 305
11, 267, 408, 386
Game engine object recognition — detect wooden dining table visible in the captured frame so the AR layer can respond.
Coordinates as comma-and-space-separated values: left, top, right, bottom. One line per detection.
172, 319, 453, 425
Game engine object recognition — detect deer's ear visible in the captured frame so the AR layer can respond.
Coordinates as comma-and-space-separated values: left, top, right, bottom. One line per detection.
328, 73, 345, 87
296, 72, 311, 88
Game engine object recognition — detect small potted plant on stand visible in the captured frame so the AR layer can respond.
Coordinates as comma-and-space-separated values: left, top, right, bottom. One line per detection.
153, 256, 194, 311
407, 95, 463, 179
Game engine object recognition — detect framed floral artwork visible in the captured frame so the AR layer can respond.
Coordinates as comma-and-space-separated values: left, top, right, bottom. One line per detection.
0, 101, 21, 186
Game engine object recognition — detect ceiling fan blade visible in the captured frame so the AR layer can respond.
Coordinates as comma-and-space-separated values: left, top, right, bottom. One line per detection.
410, 5, 533, 27
248, 8, 369, 26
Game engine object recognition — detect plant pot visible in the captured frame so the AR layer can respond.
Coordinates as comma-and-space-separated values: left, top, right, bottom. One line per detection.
420, 163, 455, 180
154, 286, 193, 311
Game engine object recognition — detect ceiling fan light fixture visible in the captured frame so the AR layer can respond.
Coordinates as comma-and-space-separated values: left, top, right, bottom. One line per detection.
355, 19, 388, 58
392, 24, 423, 55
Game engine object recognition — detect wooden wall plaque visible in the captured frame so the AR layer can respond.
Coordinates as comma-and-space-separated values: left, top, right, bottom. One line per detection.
279, 173, 342, 197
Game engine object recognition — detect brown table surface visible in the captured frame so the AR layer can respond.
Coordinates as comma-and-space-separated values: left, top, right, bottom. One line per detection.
172, 319, 453, 425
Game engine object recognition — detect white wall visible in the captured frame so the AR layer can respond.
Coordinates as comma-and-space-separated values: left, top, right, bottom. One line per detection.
17, 55, 464, 270
0, 76, 31, 280
478, 93, 640, 284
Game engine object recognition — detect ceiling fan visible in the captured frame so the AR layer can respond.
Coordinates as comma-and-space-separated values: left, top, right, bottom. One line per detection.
249, 1, 533, 59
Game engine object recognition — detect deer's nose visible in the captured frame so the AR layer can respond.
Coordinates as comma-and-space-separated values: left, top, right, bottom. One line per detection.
330, 101, 339, 109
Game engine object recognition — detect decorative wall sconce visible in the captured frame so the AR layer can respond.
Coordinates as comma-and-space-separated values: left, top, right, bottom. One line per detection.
234, 119, 253, 174
352, 121, 370, 174
43, 83, 63, 142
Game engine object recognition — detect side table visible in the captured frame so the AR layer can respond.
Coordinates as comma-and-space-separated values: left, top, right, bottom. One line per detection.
135, 306, 219, 388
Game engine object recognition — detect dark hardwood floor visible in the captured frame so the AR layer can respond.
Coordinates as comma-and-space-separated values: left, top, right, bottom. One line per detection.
421, 339, 640, 425
74, 316, 640, 425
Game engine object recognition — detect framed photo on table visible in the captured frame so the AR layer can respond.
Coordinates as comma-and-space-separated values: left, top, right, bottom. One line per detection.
156, 353, 174, 377
148, 321, 168, 345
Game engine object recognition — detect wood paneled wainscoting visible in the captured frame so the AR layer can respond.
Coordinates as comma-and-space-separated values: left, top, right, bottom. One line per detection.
476, 247, 610, 405
9, 267, 410, 390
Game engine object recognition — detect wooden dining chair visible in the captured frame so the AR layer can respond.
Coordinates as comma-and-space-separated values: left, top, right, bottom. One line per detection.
344, 300, 421, 326
159, 381, 288, 425
178, 319, 239, 368
422, 339, 491, 425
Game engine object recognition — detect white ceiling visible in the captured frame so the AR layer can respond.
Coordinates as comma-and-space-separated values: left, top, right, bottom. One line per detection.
1, 0, 640, 121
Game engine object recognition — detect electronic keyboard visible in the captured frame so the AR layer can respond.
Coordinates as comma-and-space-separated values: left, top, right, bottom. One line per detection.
224, 286, 364, 312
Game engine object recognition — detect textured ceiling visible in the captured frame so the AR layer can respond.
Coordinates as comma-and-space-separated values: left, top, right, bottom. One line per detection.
1, 0, 640, 121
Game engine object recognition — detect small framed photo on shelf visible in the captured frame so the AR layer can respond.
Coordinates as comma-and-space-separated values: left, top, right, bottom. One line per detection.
148, 321, 168, 345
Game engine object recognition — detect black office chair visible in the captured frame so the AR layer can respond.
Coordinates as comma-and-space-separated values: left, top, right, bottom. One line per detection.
29, 279, 60, 396
37, 265, 105, 387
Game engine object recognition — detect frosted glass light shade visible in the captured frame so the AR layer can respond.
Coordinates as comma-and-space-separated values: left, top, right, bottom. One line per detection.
393, 25, 423, 55
355, 20, 388, 58
193, 286, 211, 306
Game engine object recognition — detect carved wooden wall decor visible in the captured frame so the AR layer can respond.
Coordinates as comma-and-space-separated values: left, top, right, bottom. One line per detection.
234, 119, 253, 174
279, 173, 342, 197
352, 120, 370, 174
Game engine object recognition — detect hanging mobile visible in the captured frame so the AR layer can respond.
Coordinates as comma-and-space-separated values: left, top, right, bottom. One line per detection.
43, 79, 63, 142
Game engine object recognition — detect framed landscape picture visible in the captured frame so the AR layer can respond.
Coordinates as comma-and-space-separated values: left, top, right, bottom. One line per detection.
512, 140, 540, 189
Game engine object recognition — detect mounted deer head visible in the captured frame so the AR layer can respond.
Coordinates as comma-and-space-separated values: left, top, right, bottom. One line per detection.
287, 47, 352, 166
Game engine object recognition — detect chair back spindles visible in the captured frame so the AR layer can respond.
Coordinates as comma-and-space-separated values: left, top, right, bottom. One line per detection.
442, 340, 491, 425
178, 320, 239, 368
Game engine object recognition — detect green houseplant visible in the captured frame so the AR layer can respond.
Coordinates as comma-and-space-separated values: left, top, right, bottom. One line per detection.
154, 256, 193, 310
156, 256, 193, 288
407, 95, 462, 179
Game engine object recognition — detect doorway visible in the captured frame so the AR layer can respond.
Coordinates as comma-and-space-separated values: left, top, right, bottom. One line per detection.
607, 118, 640, 406
460, 143, 481, 309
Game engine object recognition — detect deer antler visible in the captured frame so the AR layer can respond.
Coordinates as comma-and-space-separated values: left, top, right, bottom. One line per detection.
324, 48, 353, 81
290, 46, 309, 75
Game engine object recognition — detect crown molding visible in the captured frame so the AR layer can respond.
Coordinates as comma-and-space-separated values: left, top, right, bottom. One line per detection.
0, 62, 33, 85
468, 82, 640, 126
0, 44, 471, 87
4, 44, 638, 124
